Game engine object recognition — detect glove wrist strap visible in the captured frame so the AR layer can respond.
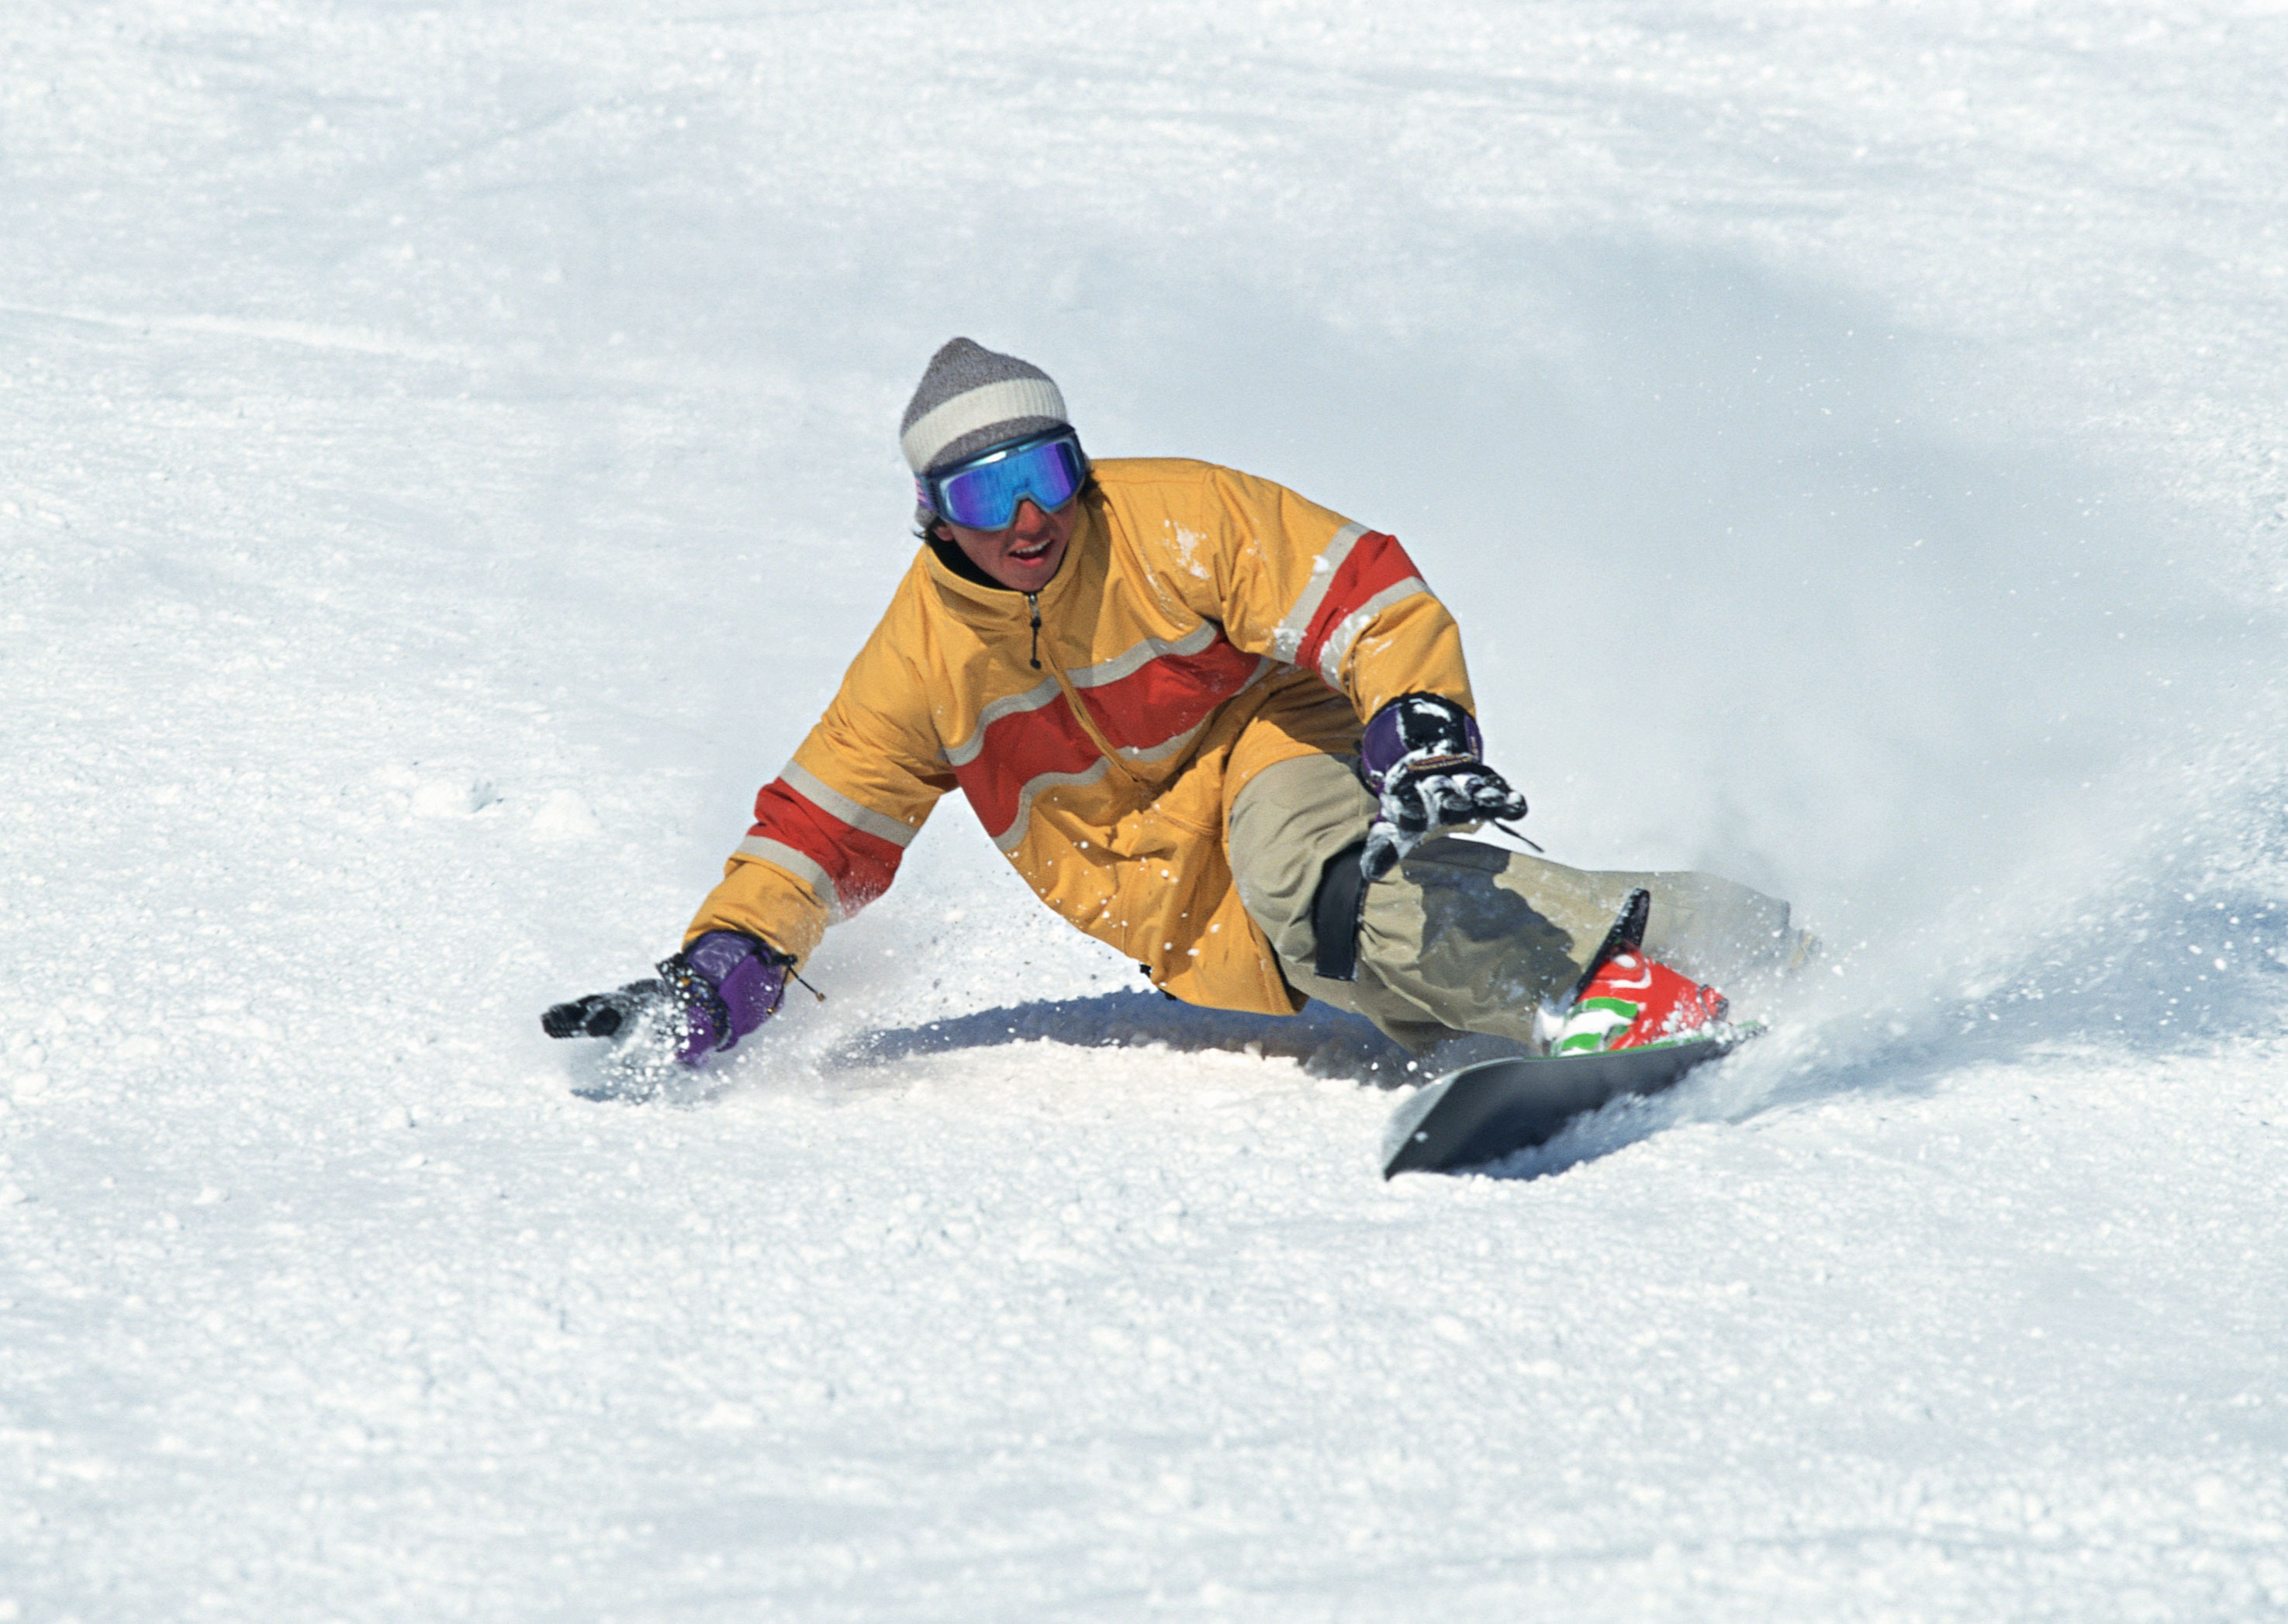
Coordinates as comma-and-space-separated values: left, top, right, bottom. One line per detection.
657, 953, 738, 1052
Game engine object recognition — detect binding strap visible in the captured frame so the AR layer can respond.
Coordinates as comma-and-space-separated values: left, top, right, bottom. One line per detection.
1561, 887, 1651, 1010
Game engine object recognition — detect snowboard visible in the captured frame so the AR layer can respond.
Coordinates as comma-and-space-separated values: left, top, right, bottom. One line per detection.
1378, 1029, 1753, 1177
1378, 883, 1751, 1177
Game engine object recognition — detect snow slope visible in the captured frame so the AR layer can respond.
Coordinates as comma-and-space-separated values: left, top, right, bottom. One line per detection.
5, 2, 2286, 1617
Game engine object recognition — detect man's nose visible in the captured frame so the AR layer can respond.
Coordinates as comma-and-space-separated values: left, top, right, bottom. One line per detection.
1011, 498, 1047, 530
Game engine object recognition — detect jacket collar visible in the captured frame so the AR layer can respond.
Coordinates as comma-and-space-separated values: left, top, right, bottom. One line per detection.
925, 530, 1001, 592
918, 497, 1100, 617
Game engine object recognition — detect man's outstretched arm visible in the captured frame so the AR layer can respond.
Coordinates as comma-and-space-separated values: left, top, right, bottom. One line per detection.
545, 603, 952, 1070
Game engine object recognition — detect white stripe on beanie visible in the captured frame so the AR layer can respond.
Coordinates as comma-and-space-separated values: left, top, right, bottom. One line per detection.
900, 376, 1068, 474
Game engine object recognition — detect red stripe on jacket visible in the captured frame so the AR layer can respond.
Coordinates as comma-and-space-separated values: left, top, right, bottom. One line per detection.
748, 778, 905, 911
950, 701, 1103, 841
1294, 531, 1420, 675
1073, 634, 1261, 755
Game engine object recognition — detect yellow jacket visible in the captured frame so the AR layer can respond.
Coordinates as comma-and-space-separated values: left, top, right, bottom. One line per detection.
687, 458, 1474, 1014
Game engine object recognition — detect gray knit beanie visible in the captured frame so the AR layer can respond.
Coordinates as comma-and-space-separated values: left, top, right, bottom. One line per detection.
900, 338, 1070, 475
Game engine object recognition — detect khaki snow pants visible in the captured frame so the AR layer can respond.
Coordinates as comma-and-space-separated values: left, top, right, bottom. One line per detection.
1227, 752, 1805, 1054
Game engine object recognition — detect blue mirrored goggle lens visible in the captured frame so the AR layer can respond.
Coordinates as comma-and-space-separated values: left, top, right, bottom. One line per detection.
925, 434, 1086, 530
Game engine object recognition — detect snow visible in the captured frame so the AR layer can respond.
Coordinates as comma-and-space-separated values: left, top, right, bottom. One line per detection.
5, 1, 2287, 1617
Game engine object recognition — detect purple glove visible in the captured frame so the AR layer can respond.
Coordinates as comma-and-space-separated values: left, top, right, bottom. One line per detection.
660, 931, 792, 1063
1357, 693, 1528, 881
541, 931, 792, 1067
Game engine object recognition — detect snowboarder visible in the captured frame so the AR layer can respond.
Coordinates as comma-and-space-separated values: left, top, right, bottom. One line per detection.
544, 339, 1806, 1070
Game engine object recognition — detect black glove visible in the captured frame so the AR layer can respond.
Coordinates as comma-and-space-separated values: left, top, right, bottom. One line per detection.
541, 979, 667, 1042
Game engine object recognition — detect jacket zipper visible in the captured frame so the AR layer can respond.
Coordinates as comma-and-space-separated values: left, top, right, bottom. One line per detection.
1020, 589, 1141, 789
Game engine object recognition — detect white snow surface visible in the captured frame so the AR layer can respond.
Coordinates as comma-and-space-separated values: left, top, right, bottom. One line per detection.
6, 2, 2288, 1618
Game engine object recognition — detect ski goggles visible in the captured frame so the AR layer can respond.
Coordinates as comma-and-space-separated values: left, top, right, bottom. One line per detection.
917, 428, 1087, 531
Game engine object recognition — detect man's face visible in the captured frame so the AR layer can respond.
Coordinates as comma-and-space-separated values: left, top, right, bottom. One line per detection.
940, 496, 1077, 595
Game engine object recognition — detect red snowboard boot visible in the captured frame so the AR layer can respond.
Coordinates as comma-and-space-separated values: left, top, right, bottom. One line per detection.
1539, 887, 1731, 1056
1546, 948, 1730, 1054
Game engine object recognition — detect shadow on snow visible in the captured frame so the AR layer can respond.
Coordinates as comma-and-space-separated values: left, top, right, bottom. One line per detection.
827, 989, 1424, 1085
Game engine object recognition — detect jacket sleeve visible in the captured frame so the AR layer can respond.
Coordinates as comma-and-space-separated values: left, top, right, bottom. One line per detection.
1162, 465, 1473, 720
684, 596, 955, 964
